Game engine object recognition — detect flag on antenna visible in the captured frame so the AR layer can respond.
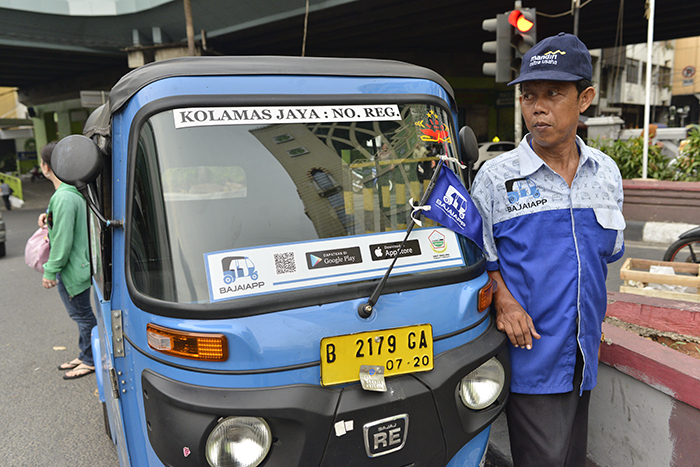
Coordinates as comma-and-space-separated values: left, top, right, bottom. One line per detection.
413, 165, 483, 249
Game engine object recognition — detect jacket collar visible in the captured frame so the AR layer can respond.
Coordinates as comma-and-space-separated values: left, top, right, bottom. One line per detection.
517, 134, 599, 177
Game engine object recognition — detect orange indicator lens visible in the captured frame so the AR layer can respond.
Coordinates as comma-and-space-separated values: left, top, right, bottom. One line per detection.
146, 323, 228, 361
478, 278, 496, 313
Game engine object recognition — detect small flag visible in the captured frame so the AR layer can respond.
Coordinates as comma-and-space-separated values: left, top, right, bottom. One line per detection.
414, 167, 483, 249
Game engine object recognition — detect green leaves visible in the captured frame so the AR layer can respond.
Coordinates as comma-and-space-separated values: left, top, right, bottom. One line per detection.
589, 135, 676, 180
671, 127, 700, 181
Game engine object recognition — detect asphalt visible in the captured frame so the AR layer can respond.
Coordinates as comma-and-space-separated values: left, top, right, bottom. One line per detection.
9, 177, 694, 467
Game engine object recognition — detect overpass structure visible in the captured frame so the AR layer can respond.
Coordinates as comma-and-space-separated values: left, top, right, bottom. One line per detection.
2, 0, 697, 103
0, 0, 697, 147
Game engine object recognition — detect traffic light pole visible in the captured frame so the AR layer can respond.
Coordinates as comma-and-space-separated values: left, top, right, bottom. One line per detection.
514, 84, 522, 142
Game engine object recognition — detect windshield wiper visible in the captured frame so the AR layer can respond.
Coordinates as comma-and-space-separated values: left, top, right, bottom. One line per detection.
357, 158, 447, 318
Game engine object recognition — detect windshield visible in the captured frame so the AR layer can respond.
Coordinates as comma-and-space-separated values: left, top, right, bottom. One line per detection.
129, 102, 476, 304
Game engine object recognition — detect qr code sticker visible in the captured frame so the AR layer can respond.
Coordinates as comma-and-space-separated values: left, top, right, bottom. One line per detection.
274, 252, 296, 275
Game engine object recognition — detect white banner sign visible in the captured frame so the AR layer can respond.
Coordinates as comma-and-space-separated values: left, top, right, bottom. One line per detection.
174, 104, 401, 128
204, 228, 464, 302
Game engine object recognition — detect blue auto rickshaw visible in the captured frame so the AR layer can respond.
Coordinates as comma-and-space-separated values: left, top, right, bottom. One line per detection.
51, 56, 509, 467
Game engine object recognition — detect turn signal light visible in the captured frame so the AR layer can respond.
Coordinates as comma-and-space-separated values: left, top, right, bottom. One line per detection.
146, 324, 228, 361
477, 278, 496, 313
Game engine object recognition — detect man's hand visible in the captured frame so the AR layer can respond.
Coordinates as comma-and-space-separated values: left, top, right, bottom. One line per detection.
42, 278, 57, 289
495, 299, 541, 349
488, 270, 541, 350
38, 212, 47, 228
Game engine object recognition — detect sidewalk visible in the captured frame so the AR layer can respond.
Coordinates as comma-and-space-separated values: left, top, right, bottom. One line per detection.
625, 219, 698, 244
11, 177, 54, 211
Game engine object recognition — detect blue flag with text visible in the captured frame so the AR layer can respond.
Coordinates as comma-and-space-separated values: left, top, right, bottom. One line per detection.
421, 167, 483, 249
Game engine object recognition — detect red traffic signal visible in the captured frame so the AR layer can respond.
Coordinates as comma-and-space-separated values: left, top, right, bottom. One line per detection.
508, 7, 536, 57
508, 10, 533, 33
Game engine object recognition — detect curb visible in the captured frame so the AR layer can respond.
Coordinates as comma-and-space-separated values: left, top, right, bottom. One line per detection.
485, 413, 512, 467
624, 220, 698, 244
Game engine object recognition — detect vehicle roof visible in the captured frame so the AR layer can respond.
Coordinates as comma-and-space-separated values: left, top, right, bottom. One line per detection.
84, 56, 456, 139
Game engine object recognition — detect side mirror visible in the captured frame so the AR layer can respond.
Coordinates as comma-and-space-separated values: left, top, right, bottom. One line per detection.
52, 135, 121, 228
52, 135, 104, 187
459, 126, 479, 167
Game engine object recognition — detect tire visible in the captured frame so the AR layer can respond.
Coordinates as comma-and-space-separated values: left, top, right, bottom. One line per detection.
0, 241, 5, 258
662, 237, 700, 263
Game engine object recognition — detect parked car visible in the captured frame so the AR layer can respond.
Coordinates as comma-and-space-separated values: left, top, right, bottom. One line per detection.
0, 210, 5, 257
474, 141, 516, 172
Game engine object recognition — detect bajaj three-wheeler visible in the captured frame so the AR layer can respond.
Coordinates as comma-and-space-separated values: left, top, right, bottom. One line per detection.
50, 56, 510, 467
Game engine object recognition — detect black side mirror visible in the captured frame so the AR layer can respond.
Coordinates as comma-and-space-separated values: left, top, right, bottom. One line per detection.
52, 135, 104, 187
459, 126, 479, 187
459, 126, 479, 166
52, 135, 121, 228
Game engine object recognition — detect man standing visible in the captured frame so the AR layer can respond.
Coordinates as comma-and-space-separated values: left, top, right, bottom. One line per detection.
471, 33, 625, 466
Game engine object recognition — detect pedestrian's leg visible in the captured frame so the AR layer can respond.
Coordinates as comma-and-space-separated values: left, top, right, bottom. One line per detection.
57, 279, 97, 367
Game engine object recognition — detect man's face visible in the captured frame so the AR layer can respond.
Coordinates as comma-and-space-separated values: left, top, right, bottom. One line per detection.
520, 80, 593, 151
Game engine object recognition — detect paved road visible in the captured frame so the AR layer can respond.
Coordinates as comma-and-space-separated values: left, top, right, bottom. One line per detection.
0, 195, 118, 467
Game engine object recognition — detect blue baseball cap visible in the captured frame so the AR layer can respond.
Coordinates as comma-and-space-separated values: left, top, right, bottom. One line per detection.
508, 32, 592, 86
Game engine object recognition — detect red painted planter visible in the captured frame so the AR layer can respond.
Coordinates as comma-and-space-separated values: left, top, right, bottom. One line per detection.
622, 179, 700, 224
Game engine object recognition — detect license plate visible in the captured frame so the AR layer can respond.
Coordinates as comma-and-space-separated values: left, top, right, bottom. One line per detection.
320, 324, 433, 386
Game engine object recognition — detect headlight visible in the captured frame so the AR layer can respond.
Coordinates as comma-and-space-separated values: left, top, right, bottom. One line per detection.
459, 357, 505, 410
205, 416, 272, 467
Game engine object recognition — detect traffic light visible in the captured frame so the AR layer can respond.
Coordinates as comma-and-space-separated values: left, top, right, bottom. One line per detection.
509, 7, 537, 75
482, 13, 511, 83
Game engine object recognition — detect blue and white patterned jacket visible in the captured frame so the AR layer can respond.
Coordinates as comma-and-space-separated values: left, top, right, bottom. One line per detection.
471, 135, 625, 395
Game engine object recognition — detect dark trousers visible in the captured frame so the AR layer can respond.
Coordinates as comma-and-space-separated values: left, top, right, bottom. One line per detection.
506, 352, 591, 467
2, 194, 10, 210
56, 275, 97, 366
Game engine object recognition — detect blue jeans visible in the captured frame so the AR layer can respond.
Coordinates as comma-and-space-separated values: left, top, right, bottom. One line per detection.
57, 274, 97, 367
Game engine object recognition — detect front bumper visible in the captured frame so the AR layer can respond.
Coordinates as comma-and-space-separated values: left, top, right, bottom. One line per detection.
142, 318, 509, 466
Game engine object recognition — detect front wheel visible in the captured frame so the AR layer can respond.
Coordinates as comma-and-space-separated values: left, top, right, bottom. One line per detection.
663, 237, 700, 263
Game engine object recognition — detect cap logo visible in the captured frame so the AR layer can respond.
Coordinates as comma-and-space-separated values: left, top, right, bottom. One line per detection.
528, 51, 564, 67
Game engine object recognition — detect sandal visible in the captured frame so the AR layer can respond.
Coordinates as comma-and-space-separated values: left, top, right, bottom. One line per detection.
63, 363, 95, 380
58, 358, 82, 371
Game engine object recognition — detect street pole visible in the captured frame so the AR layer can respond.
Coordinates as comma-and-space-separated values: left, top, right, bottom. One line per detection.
184, 0, 196, 56
642, 0, 655, 179
514, 85, 522, 142
302, 0, 310, 57
572, 0, 580, 37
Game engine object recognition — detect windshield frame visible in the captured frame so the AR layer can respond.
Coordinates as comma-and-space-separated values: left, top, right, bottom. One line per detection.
124, 93, 485, 319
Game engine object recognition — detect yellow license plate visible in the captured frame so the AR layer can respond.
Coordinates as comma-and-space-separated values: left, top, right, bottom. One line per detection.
320, 324, 433, 387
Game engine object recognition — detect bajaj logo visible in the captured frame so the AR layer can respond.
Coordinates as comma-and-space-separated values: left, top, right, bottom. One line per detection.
363, 414, 409, 457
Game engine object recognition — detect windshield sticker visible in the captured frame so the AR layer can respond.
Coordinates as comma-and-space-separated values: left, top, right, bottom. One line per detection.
415, 110, 452, 143
204, 228, 464, 302
369, 239, 421, 261
306, 246, 363, 270
173, 105, 401, 129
